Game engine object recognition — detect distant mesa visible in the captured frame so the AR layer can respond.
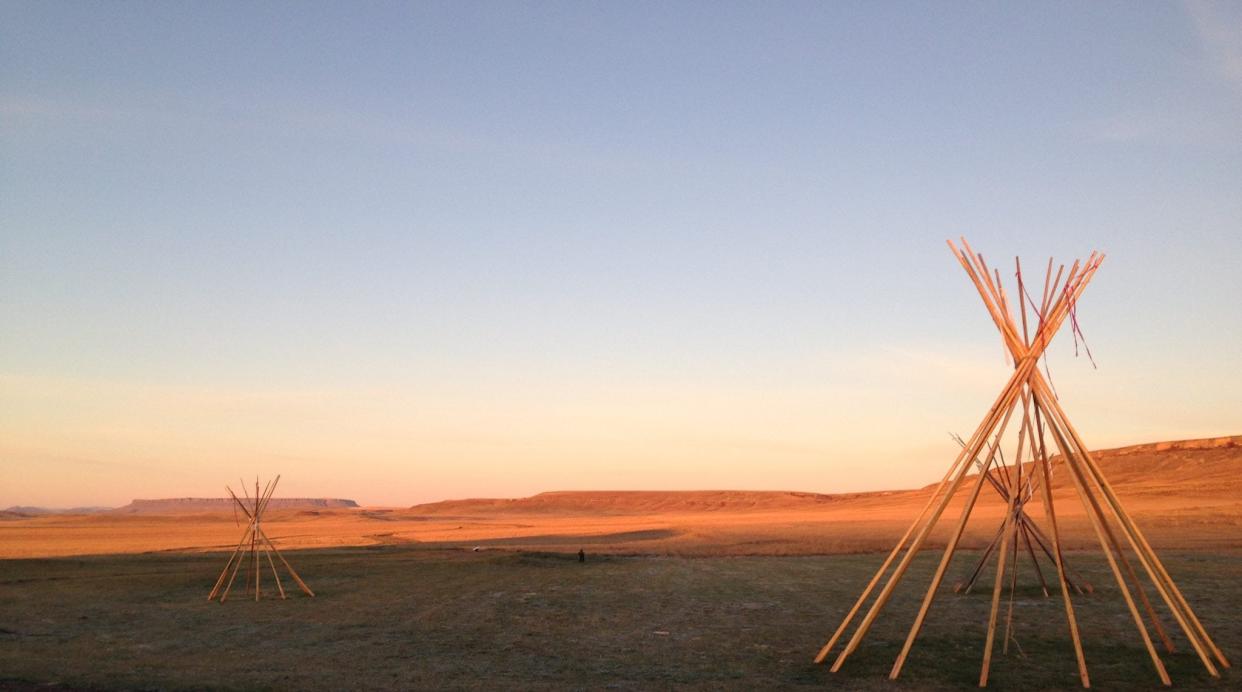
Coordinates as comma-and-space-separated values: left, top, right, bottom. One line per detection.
407, 490, 865, 515
112, 497, 359, 514
3, 498, 360, 518
2, 506, 112, 517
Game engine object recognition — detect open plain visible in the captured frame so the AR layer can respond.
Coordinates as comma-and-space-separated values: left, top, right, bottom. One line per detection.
4, 437, 1240, 560
2, 437, 1239, 690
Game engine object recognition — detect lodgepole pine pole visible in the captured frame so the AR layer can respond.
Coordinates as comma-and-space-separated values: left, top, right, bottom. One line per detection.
814, 446, 970, 663
258, 526, 315, 597
1030, 377, 1223, 675
980, 471, 1018, 686
1031, 407, 1089, 688
1037, 397, 1171, 685
1003, 503, 1022, 655
958, 521, 1007, 594
1017, 520, 1051, 597
264, 543, 287, 599
886, 395, 1024, 679
209, 496, 255, 601
830, 365, 1032, 673
219, 523, 254, 603
254, 477, 261, 601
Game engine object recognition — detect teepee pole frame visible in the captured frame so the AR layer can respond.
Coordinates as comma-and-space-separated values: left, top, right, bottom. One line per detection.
815, 239, 1226, 687
884, 243, 1099, 680
208, 475, 314, 603
963, 241, 1177, 685
823, 246, 1090, 667
969, 239, 1219, 676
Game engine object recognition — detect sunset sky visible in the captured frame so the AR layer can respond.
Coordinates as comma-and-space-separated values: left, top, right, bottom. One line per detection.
3, 2, 1240, 508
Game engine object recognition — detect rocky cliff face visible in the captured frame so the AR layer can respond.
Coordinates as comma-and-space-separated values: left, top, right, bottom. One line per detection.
112, 497, 359, 514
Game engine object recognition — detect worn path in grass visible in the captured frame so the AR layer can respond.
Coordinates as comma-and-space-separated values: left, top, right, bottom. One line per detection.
1, 548, 1238, 690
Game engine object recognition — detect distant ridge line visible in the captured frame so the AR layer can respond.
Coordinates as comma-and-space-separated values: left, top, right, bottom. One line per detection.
114, 497, 359, 514
407, 435, 1241, 514
1098, 434, 1240, 456
407, 489, 893, 515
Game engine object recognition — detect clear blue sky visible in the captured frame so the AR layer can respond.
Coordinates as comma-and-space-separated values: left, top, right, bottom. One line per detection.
2, 1, 1240, 507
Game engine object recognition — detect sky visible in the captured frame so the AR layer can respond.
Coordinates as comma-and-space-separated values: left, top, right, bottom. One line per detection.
2, 1, 1240, 508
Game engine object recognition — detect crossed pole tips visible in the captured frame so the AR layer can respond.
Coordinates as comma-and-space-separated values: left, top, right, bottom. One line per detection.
813, 239, 1228, 688
207, 474, 315, 603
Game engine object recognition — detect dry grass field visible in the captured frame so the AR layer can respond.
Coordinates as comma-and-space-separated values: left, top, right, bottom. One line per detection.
3, 437, 1239, 560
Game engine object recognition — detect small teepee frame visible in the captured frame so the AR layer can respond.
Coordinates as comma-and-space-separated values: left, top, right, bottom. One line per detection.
207, 475, 315, 603
814, 239, 1229, 687
948, 432, 1092, 598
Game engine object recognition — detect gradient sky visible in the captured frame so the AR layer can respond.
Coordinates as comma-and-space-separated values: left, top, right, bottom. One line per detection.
2, 2, 1240, 508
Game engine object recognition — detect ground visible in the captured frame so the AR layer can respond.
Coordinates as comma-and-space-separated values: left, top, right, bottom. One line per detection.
1, 547, 1237, 690
3, 438, 1237, 689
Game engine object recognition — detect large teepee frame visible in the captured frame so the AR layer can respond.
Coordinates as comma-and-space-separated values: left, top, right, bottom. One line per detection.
814, 239, 1229, 687
207, 475, 315, 603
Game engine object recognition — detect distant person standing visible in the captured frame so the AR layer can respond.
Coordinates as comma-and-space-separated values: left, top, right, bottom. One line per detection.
578, 548, 585, 563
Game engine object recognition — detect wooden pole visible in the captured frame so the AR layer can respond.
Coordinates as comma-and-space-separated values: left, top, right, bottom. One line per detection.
1030, 377, 1223, 675
219, 524, 254, 603
980, 473, 1018, 686
209, 506, 254, 601
1003, 506, 1022, 654
1017, 519, 1051, 597
258, 526, 315, 597
209, 545, 242, 602
814, 447, 970, 662
1052, 390, 1227, 669
829, 371, 1027, 672
1031, 409, 1090, 688
264, 542, 287, 599
254, 477, 261, 601
1002, 320, 1030, 648
1042, 422, 1176, 651
1037, 397, 1171, 685
1023, 516, 1089, 595
228, 487, 252, 520
957, 521, 1007, 594
885, 395, 1024, 678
